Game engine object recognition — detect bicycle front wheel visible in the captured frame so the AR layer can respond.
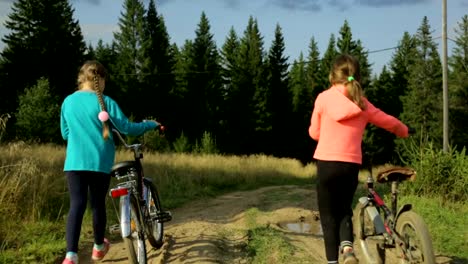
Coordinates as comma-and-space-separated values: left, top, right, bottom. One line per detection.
395, 211, 435, 264
353, 202, 385, 264
123, 195, 147, 264
144, 180, 164, 248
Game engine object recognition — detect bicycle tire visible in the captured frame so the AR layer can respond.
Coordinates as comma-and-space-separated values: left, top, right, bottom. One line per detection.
395, 211, 435, 264
144, 180, 164, 248
123, 195, 148, 264
353, 202, 385, 264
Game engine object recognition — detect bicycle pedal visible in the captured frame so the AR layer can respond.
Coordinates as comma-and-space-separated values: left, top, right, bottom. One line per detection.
156, 211, 172, 223
109, 224, 121, 235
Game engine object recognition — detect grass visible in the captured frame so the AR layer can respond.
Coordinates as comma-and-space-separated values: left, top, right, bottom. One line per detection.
244, 208, 309, 264
398, 195, 468, 259
0, 143, 467, 263
0, 143, 314, 263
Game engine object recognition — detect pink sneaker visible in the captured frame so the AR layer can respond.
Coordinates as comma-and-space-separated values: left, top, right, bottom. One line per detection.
92, 238, 110, 261
62, 256, 78, 264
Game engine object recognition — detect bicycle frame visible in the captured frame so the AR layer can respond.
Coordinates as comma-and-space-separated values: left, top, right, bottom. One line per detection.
358, 170, 413, 248
109, 130, 148, 238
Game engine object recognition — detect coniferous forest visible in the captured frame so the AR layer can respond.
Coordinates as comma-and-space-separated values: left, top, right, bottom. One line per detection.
1, 0, 467, 165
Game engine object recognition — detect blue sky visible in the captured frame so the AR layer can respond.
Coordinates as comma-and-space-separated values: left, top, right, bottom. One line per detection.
0, 0, 467, 74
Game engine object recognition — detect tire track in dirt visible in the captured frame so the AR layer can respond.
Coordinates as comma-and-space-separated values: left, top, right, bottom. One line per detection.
75, 185, 455, 264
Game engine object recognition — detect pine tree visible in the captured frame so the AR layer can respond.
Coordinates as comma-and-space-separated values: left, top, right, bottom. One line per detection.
182, 12, 222, 142
235, 16, 266, 154
337, 20, 372, 87
219, 27, 240, 152
141, 0, 175, 125
290, 53, 314, 164
112, 0, 147, 117
320, 34, 338, 87
263, 24, 291, 156
306, 37, 324, 104
389, 32, 417, 117
401, 16, 443, 146
0, 0, 85, 114
449, 15, 468, 149
337, 20, 358, 54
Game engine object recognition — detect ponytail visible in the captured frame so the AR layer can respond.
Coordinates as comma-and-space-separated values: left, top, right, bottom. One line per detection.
346, 76, 366, 110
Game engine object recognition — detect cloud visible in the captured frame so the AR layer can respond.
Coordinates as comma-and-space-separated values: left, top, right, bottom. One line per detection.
354, 0, 431, 7
258, 0, 431, 12
273, 0, 322, 12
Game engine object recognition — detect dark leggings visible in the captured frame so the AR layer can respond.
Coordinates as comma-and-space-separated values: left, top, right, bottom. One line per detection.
65, 171, 111, 253
316, 160, 359, 262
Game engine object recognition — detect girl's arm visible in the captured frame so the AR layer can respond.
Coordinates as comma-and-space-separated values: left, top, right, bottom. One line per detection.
60, 103, 69, 140
309, 95, 322, 140
366, 99, 408, 138
105, 97, 158, 136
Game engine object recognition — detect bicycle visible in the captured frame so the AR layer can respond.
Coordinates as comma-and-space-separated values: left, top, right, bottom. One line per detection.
353, 155, 435, 264
108, 127, 172, 264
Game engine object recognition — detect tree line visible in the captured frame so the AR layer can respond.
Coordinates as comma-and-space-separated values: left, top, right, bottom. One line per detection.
0, 0, 467, 165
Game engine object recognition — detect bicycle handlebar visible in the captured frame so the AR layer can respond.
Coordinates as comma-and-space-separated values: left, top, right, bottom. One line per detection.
112, 123, 165, 150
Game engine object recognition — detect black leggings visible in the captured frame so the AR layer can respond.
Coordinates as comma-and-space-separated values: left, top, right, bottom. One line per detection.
65, 171, 111, 252
316, 160, 359, 262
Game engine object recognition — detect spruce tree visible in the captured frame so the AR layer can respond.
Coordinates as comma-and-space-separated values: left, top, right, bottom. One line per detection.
290, 53, 314, 164
112, 0, 147, 117
141, 0, 175, 126
0, 0, 85, 114
219, 27, 240, 152
235, 16, 266, 154
389, 32, 417, 117
401, 16, 443, 146
263, 24, 290, 156
320, 34, 338, 88
448, 15, 468, 149
182, 12, 221, 142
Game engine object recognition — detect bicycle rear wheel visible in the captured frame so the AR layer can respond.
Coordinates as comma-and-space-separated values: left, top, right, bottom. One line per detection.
123, 195, 147, 264
395, 211, 435, 264
353, 202, 385, 264
144, 179, 164, 248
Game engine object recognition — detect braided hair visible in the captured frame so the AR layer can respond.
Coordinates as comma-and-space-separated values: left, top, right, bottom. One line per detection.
77, 60, 110, 140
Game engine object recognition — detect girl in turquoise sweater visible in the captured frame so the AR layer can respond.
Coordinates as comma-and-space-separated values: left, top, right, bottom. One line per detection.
60, 60, 158, 264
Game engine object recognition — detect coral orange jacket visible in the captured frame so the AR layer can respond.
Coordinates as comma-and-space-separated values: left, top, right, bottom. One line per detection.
309, 84, 408, 164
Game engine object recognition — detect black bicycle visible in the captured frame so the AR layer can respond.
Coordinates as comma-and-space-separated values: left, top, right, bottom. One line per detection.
353, 159, 435, 263
109, 128, 172, 264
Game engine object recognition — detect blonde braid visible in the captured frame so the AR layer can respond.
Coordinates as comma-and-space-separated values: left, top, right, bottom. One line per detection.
94, 73, 110, 140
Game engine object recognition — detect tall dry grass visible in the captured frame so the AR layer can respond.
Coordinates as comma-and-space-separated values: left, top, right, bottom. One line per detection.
1, 143, 316, 254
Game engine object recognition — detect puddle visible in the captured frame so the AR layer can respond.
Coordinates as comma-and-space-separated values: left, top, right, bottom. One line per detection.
277, 217, 323, 236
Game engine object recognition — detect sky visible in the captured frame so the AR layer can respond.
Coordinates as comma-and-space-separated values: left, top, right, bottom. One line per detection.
0, 0, 467, 74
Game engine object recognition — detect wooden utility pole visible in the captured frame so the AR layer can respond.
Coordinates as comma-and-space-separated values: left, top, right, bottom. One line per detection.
442, 0, 449, 152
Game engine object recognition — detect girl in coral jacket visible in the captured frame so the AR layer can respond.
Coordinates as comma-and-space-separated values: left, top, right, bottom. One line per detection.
309, 54, 409, 264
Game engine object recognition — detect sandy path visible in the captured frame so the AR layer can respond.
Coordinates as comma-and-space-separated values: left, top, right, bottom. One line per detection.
74, 185, 454, 264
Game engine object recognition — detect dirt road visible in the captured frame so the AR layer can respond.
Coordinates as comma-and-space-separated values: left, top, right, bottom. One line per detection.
76, 185, 454, 264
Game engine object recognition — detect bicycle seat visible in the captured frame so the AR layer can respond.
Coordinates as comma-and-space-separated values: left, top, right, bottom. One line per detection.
111, 161, 137, 176
376, 166, 416, 183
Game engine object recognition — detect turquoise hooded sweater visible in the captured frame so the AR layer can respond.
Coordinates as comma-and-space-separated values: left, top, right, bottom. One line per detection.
60, 90, 157, 173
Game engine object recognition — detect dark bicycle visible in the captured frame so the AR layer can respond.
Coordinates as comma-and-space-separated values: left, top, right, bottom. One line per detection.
109, 128, 172, 264
353, 162, 435, 264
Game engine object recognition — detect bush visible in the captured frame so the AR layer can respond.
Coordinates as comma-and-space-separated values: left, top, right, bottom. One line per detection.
193, 131, 219, 155
173, 132, 190, 153
401, 140, 468, 203
141, 130, 171, 152
15, 78, 60, 142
